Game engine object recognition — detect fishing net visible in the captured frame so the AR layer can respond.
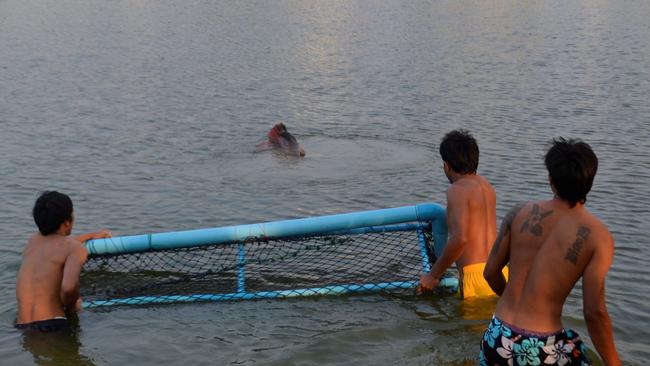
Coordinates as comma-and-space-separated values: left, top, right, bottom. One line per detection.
80, 224, 440, 308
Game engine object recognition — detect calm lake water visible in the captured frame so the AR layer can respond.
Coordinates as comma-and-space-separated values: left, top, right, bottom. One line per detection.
1, 0, 649, 364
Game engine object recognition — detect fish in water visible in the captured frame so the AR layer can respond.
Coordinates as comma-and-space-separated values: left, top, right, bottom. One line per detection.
257, 123, 305, 157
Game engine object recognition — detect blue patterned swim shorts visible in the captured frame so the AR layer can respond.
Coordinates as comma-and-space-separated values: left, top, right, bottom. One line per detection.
480, 315, 591, 366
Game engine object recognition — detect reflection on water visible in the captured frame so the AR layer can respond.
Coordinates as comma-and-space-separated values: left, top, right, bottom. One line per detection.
20, 315, 95, 366
0, 0, 649, 364
457, 296, 499, 324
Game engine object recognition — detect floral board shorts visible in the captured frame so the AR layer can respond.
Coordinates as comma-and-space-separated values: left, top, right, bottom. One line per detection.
480, 316, 592, 366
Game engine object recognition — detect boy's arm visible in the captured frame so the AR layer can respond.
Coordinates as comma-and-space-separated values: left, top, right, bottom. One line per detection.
60, 241, 88, 311
74, 229, 112, 244
419, 187, 469, 291
484, 202, 525, 296
582, 232, 621, 366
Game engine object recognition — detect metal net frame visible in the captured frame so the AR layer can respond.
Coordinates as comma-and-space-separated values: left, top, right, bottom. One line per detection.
80, 203, 455, 308
81, 224, 442, 308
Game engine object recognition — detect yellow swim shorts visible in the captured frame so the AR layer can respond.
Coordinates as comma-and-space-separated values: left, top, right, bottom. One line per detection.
459, 263, 508, 299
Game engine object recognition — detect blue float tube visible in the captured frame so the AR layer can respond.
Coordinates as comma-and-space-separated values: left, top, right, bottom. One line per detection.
86, 203, 448, 256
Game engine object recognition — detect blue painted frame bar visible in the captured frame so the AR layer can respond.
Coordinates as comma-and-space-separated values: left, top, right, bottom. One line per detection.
237, 243, 246, 293
82, 278, 459, 308
85, 203, 447, 255
334, 223, 421, 236
417, 228, 432, 273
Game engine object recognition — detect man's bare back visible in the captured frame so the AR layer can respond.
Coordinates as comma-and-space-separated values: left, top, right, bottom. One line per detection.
492, 199, 613, 332
447, 174, 497, 270
482, 138, 620, 365
16, 233, 87, 324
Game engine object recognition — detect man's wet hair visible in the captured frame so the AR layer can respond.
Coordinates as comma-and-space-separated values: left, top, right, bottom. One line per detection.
439, 129, 479, 174
545, 138, 598, 207
33, 191, 73, 235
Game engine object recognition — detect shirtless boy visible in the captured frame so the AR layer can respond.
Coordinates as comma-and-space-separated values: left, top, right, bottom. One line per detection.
482, 138, 620, 365
418, 129, 504, 299
16, 191, 111, 331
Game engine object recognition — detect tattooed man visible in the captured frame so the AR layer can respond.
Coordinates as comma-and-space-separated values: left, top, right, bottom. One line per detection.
418, 129, 506, 299
481, 138, 620, 365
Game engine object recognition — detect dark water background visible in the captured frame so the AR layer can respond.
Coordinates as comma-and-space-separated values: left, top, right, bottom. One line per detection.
1, 0, 649, 364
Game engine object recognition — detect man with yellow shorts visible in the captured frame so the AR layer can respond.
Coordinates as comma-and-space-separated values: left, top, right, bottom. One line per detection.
418, 130, 504, 299
458, 263, 508, 298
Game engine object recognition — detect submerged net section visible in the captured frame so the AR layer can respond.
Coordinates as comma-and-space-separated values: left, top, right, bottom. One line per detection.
81, 224, 437, 308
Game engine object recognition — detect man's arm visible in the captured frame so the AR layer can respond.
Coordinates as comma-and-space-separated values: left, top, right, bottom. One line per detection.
60, 242, 88, 311
419, 186, 469, 291
74, 229, 112, 244
484, 202, 525, 295
582, 232, 621, 366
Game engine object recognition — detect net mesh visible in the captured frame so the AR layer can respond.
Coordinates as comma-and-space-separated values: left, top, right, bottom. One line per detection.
81, 224, 437, 307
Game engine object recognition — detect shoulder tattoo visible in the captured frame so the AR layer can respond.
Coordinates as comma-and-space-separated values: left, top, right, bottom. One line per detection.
520, 203, 554, 236
492, 202, 527, 253
565, 226, 591, 265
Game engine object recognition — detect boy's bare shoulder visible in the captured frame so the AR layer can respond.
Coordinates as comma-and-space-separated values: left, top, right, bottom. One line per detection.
65, 237, 88, 260
511, 200, 540, 215
47, 236, 87, 258
23, 233, 45, 255
476, 174, 495, 187
581, 212, 614, 245
447, 178, 476, 195
24, 233, 37, 247
446, 183, 474, 207
25, 232, 44, 245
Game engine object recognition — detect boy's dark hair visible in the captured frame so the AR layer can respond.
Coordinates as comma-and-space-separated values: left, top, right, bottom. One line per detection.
33, 191, 73, 235
545, 138, 598, 207
439, 129, 479, 174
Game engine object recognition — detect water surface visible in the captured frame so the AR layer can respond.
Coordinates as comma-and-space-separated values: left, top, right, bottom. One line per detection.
1, 0, 649, 364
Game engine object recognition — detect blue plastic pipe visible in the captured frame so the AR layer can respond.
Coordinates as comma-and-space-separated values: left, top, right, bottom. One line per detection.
82, 278, 459, 308
85, 203, 448, 255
